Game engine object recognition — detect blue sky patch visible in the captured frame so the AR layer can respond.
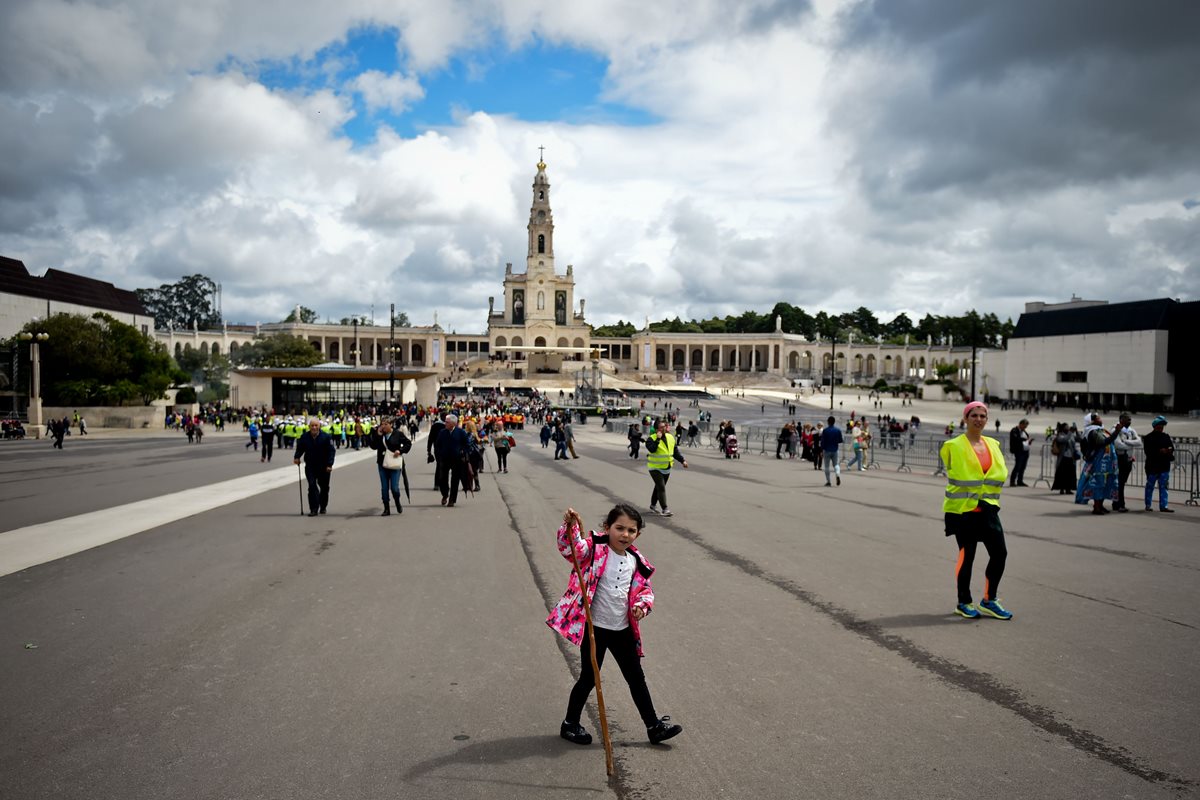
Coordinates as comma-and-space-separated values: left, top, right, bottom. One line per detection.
245, 27, 657, 144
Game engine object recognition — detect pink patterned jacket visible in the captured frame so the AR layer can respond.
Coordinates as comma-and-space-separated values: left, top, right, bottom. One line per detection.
545, 521, 656, 656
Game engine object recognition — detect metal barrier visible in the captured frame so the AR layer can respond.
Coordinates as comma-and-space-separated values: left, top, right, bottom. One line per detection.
596, 421, 1200, 504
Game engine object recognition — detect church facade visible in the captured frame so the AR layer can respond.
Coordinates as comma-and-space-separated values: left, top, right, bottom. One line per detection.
486, 158, 591, 367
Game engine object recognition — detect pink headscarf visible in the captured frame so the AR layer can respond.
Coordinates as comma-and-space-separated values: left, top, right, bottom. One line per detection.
962, 401, 988, 420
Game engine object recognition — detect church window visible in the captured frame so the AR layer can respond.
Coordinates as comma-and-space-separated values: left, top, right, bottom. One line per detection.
538, 190, 544, 200
538, 234, 545, 253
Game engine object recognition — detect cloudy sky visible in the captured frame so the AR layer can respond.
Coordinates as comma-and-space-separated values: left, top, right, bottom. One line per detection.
1, 0, 1197, 334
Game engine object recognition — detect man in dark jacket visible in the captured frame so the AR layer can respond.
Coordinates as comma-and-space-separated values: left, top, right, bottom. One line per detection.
294, 419, 336, 516
1142, 416, 1175, 512
427, 413, 446, 488
259, 418, 276, 463
1008, 419, 1030, 487
369, 418, 412, 516
433, 414, 470, 507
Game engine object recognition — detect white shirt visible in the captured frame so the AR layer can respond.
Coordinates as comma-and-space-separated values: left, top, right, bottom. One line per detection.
1115, 426, 1143, 454
591, 550, 634, 631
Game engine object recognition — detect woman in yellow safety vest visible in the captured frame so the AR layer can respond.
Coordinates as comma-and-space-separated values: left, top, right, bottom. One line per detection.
939, 401, 1013, 621
646, 419, 688, 517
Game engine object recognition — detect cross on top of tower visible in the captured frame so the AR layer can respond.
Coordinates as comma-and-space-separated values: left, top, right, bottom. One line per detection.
538, 145, 545, 161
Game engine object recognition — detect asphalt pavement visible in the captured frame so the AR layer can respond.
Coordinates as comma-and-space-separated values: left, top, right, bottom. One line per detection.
1, 405, 1198, 799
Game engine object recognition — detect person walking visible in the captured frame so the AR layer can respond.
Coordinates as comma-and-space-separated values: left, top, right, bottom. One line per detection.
1142, 416, 1175, 512
246, 418, 260, 452
1008, 419, 1030, 486
1075, 413, 1125, 515
1112, 413, 1142, 512
78, 416, 88, 436
548, 505, 682, 747
564, 419, 579, 459
369, 418, 411, 516
775, 423, 791, 459
846, 433, 865, 471
259, 417, 276, 463
940, 401, 1013, 620
628, 422, 644, 458
433, 414, 470, 507
552, 420, 569, 460
294, 419, 335, 516
820, 417, 843, 486
493, 422, 515, 473
645, 419, 688, 516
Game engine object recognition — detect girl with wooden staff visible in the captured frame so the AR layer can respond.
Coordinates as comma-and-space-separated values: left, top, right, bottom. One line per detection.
547, 504, 683, 768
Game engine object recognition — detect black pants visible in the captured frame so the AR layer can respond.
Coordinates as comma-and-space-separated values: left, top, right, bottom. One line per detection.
261, 437, 273, 462
566, 625, 658, 728
496, 449, 508, 471
1115, 456, 1132, 509
1011, 450, 1029, 484
948, 508, 1007, 605
304, 465, 331, 512
436, 458, 467, 504
649, 470, 671, 509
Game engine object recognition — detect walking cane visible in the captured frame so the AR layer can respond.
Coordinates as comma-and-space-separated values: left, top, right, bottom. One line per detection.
296, 463, 305, 516
564, 510, 614, 776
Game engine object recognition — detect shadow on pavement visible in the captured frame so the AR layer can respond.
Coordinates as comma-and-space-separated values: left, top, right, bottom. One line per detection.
858, 613, 965, 629
404, 734, 602, 792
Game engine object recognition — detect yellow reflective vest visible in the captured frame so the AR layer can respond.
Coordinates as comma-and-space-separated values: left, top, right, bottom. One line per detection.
939, 434, 1008, 514
646, 432, 678, 471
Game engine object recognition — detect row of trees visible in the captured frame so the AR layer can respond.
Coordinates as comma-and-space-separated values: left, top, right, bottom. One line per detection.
8, 314, 184, 406
592, 303, 1014, 347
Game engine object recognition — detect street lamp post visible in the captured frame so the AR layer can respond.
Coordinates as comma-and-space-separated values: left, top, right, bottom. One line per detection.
388, 303, 396, 404
18, 329, 49, 440
828, 332, 836, 411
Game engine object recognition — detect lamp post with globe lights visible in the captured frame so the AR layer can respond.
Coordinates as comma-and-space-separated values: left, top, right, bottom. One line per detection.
17, 328, 49, 439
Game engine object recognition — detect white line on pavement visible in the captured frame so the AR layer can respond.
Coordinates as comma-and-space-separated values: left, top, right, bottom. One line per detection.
0, 448, 380, 579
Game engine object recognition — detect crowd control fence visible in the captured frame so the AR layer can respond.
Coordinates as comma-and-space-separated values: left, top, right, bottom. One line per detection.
600, 420, 1199, 506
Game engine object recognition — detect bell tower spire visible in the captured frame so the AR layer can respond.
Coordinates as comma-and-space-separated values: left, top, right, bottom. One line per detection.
527, 152, 554, 273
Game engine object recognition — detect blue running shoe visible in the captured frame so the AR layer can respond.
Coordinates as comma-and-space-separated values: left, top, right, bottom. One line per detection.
954, 603, 980, 619
977, 599, 1013, 620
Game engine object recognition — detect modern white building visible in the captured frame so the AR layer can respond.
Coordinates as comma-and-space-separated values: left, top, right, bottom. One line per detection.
0, 256, 153, 340
1004, 297, 1199, 412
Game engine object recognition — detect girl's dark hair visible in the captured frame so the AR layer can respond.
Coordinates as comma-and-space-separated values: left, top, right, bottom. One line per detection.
603, 503, 644, 531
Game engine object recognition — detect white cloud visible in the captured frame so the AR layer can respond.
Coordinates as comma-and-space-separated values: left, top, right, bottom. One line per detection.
0, 0, 1196, 337
349, 70, 424, 114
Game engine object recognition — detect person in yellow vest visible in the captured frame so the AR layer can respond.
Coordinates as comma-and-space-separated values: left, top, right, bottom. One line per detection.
645, 419, 688, 517
939, 401, 1013, 620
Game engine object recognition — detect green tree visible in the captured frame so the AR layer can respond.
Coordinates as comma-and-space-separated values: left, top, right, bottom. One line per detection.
883, 312, 915, 339
392, 311, 410, 327
283, 306, 319, 324
11, 313, 183, 405
235, 335, 324, 368
136, 274, 221, 331
592, 320, 637, 337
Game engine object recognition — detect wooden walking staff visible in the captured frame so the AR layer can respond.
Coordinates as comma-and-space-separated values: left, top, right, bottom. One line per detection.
565, 509, 614, 776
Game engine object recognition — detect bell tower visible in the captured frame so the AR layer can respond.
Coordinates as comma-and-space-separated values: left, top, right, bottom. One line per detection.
526, 149, 554, 275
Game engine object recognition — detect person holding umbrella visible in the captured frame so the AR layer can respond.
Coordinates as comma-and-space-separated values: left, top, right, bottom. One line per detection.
369, 418, 412, 516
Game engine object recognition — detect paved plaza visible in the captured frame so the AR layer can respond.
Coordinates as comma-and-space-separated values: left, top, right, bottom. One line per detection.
1, 395, 1198, 799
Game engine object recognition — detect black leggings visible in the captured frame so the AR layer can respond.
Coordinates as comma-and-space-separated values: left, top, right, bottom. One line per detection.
496, 449, 508, 470
566, 625, 657, 728
950, 511, 1008, 605
649, 470, 670, 509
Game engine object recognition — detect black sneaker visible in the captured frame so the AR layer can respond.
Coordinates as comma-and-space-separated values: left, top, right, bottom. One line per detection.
560, 721, 592, 745
647, 716, 682, 744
